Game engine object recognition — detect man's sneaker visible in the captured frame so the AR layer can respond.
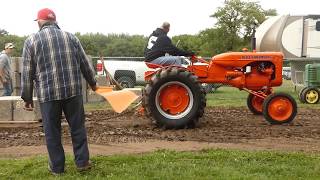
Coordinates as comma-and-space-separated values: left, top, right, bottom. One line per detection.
47, 164, 64, 176
77, 161, 92, 172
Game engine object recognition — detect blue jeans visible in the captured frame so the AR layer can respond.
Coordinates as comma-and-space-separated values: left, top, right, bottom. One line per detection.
2, 80, 13, 96
151, 56, 183, 66
39, 95, 89, 173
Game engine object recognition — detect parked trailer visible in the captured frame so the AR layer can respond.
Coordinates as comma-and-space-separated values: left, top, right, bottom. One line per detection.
256, 14, 320, 104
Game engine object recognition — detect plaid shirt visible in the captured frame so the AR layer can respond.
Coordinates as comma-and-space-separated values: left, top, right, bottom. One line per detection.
21, 24, 96, 103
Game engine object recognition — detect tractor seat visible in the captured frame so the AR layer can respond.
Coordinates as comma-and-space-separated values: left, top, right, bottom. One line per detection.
145, 62, 163, 69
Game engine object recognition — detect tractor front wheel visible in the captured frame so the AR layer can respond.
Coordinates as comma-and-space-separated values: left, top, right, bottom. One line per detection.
301, 87, 320, 104
262, 93, 297, 124
143, 67, 206, 129
298, 87, 308, 103
247, 94, 264, 115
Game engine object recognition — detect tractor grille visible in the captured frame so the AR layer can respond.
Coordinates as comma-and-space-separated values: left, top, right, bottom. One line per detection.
305, 64, 320, 86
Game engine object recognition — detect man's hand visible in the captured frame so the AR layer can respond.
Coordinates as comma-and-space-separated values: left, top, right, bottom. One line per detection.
24, 101, 34, 111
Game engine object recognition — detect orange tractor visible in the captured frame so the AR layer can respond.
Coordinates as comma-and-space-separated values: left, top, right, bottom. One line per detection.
142, 51, 297, 129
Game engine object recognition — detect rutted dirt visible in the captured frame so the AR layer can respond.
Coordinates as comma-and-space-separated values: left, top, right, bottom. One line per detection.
1, 107, 320, 157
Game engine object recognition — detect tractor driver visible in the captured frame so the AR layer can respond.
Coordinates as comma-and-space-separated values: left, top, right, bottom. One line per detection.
144, 22, 194, 66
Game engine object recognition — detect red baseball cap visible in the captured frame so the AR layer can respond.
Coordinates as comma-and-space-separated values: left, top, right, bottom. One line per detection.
34, 8, 56, 21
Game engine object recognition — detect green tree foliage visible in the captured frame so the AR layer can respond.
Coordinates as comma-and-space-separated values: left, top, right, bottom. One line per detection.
210, 0, 277, 51
172, 35, 202, 54
76, 33, 147, 57
197, 28, 229, 57
0, 34, 26, 57
0, 29, 9, 36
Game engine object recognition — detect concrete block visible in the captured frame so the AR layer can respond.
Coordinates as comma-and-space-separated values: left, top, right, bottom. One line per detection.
0, 97, 12, 121
13, 97, 41, 121
12, 72, 21, 88
0, 96, 41, 121
11, 57, 22, 73
12, 87, 21, 96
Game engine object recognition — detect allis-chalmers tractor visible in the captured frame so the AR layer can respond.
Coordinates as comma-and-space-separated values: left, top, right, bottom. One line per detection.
141, 51, 297, 129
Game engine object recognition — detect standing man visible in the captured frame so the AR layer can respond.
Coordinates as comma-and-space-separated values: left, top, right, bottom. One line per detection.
21, 8, 97, 175
0, 43, 15, 96
144, 22, 194, 66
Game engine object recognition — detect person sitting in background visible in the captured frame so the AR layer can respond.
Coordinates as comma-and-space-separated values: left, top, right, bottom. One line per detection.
0, 42, 15, 96
144, 22, 194, 66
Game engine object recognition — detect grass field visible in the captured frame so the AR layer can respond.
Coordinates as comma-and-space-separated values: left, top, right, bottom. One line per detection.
1, 149, 320, 179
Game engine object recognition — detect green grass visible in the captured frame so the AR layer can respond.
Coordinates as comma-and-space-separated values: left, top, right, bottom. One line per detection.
1, 149, 320, 179
84, 101, 111, 111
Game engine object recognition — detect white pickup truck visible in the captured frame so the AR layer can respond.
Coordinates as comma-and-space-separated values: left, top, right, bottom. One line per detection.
95, 57, 219, 92
96, 58, 150, 88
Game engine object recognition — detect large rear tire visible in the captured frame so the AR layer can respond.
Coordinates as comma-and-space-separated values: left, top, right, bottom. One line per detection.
262, 93, 297, 124
143, 67, 206, 129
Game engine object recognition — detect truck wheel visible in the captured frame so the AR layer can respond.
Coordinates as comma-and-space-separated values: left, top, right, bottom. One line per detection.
117, 76, 135, 88
143, 67, 206, 129
301, 87, 320, 104
247, 94, 263, 115
298, 87, 308, 103
201, 83, 222, 93
262, 93, 297, 124
201, 83, 213, 94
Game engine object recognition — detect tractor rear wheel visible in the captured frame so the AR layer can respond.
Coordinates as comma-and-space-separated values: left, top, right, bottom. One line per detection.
143, 67, 206, 129
247, 94, 264, 115
262, 93, 297, 124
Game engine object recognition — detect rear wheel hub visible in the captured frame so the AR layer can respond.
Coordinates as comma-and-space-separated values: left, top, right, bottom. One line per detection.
156, 81, 194, 119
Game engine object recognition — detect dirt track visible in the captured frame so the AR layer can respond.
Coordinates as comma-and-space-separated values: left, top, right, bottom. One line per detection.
1, 107, 320, 157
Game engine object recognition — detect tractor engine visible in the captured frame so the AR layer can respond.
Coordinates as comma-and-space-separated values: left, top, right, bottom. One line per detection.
195, 52, 283, 91
226, 62, 275, 91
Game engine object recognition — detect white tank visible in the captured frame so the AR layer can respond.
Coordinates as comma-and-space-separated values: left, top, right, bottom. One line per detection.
256, 15, 320, 58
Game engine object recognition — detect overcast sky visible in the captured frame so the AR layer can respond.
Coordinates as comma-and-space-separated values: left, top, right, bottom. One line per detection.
0, 0, 319, 37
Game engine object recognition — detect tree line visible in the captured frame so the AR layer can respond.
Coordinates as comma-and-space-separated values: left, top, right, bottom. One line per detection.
0, 0, 276, 59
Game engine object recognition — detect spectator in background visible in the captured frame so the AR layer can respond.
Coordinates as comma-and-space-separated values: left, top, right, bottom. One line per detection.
21, 8, 97, 175
144, 22, 194, 66
0, 42, 15, 96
